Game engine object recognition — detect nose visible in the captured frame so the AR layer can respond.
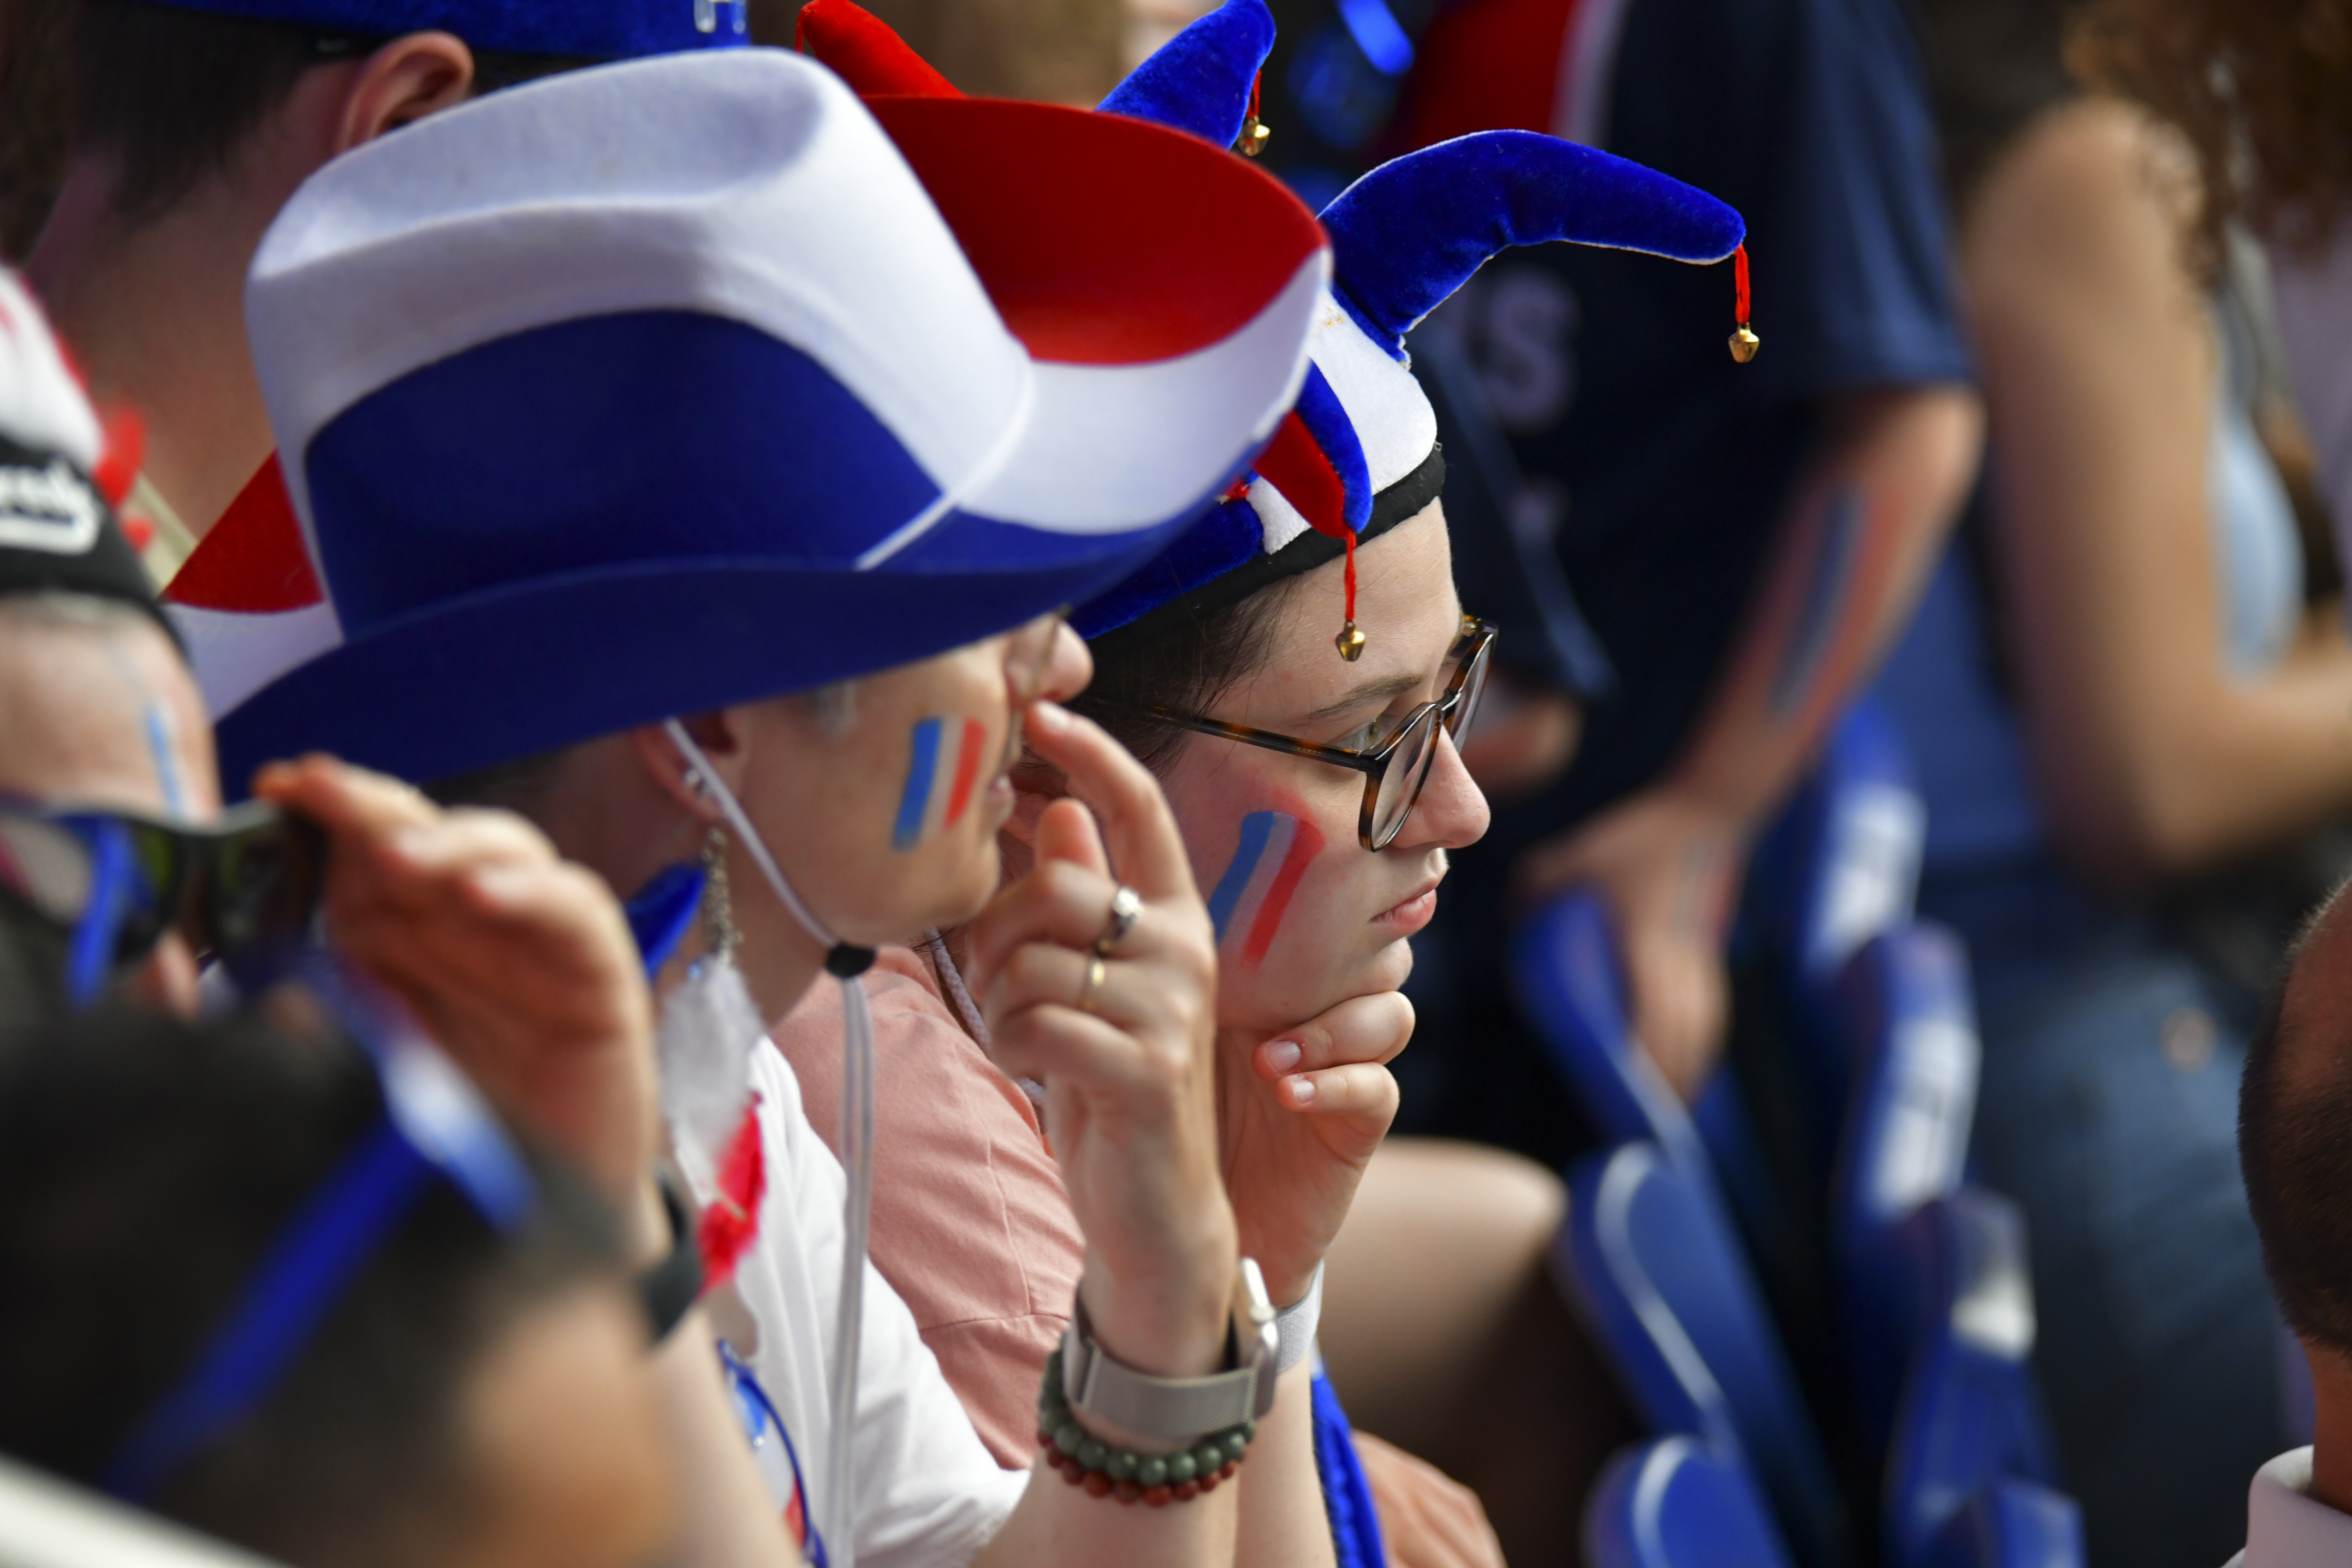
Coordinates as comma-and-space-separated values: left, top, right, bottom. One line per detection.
1391, 728, 1490, 852
1035, 619, 1093, 705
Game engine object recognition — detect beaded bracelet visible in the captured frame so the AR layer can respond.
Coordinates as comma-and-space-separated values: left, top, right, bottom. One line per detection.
1036, 1346, 1257, 1505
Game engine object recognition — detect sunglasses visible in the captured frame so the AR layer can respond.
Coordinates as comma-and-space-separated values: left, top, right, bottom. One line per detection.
0, 798, 326, 1004
1104, 616, 1496, 850
104, 959, 537, 1505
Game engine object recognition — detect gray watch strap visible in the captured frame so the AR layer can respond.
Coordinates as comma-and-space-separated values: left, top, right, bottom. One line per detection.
1062, 1259, 1280, 1443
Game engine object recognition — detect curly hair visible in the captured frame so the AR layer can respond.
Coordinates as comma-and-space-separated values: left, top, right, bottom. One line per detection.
2079, 0, 2352, 264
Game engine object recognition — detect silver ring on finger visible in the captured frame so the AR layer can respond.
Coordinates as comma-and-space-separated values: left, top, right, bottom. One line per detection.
1094, 884, 1144, 957
1077, 953, 1109, 1016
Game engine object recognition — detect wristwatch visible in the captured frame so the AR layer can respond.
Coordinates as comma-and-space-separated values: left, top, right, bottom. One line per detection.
1060, 1259, 1281, 1443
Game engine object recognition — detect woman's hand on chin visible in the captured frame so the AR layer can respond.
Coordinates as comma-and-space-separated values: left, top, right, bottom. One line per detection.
961, 701, 1236, 1378
1220, 989, 1411, 1309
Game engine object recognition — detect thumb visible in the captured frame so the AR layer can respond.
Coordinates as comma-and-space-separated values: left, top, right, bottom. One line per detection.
1034, 795, 1110, 878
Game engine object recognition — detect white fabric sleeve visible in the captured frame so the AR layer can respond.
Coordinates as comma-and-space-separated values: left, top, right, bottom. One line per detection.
732, 1040, 1027, 1568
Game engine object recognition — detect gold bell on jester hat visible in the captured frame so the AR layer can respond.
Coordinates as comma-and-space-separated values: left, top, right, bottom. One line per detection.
1727, 244, 1761, 363
1236, 72, 1271, 157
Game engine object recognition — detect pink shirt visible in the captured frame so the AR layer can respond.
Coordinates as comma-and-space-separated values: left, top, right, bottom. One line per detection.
772, 944, 1083, 1467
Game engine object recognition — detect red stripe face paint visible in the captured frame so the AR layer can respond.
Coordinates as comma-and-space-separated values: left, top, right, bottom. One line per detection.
1204, 810, 1326, 970
942, 718, 986, 828
891, 715, 988, 850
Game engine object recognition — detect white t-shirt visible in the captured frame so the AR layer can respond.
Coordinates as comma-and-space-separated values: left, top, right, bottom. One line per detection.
725, 1035, 1027, 1567
2221, 1448, 2352, 1567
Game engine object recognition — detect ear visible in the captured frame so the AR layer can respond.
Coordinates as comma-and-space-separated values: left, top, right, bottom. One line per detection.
627, 710, 745, 825
334, 31, 476, 154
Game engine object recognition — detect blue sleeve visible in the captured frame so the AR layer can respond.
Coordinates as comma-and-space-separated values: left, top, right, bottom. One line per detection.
1755, 0, 1973, 394
1311, 1371, 1389, 1568
1609, 0, 1974, 399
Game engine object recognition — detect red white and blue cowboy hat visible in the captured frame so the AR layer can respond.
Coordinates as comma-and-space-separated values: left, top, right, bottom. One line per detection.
175, 48, 1329, 790
801, 0, 1749, 657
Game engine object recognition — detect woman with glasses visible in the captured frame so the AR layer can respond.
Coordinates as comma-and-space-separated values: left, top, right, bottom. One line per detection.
775, 16, 1750, 1554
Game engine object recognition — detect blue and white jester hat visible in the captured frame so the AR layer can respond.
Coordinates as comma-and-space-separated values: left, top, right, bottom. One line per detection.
804, 0, 1753, 661
175, 48, 1330, 791
138, 0, 751, 61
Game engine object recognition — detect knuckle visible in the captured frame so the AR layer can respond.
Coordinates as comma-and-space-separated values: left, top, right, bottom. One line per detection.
1004, 943, 1064, 994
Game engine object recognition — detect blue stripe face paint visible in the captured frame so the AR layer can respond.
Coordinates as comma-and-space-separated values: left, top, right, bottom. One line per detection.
892, 718, 944, 850
1206, 811, 1278, 939
143, 702, 188, 820
1770, 487, 1863, 717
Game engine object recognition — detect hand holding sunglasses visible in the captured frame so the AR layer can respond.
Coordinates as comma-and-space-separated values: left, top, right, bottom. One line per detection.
252, 756, 659, 1215
0, 795, 327, 1006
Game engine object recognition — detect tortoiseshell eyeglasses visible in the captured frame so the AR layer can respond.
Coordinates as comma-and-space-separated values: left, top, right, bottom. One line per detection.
1106, 616, 1496, 850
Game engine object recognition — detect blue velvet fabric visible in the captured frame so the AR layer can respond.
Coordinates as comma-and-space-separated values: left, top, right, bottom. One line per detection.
1293, 362, 1372, 531
1322, 131, 1745, 352
624, 863, 706, 979
1069, 496, 1260, 638
144, 0, 744, 60
1097, 0, 1273, 148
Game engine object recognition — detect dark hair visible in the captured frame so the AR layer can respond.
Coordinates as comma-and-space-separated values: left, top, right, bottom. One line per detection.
424, 746, 568, 814
66, 0, 588, 225
0, 1005, 619, 1565
0, 0, 75, 259
2078, 0, 2352, 269
1069, 578, 1300, 774
2240, 962, 2352, 1355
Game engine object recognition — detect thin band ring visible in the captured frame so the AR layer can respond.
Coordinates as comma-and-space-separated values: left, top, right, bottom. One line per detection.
1078, 954, 1109, 1015
1095, 885, 1144, 956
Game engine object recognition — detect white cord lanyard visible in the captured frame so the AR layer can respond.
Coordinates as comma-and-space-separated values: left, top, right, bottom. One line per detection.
664, 722, 873, 1568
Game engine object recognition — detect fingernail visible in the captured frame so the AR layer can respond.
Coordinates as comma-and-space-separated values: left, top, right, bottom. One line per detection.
1030, 700, 1070, 733
1285, 1076, 1316, 1106
1264, 1039, 1302, 1074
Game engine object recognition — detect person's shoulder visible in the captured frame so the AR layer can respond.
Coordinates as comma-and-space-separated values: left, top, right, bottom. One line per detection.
772, 944, 965, 1068
1963, 99, 2199, 306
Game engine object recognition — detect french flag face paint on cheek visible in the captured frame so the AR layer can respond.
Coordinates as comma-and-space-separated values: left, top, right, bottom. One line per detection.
891, 716, 990, 851
1204, 809, 1326, 969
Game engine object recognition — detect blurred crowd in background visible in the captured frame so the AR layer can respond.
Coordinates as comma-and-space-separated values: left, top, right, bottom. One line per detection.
7, 0, 2352, 1566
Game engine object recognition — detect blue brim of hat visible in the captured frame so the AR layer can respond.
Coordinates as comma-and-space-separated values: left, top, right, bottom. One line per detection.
213, 517, 1184, 794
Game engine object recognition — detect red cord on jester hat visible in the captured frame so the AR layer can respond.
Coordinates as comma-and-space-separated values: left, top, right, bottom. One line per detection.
1729, 244, 1760, 362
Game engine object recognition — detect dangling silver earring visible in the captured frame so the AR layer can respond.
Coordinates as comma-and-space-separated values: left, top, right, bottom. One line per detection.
701, 826, 741, 965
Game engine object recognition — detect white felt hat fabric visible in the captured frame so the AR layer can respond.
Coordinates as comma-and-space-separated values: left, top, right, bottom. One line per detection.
0, 273, 101, 479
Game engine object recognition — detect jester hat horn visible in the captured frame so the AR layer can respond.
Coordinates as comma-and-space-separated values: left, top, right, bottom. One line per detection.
801, 0, 1752, 659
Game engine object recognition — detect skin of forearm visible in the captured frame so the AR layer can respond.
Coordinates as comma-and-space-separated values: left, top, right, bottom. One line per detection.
647, 1308, 812, 1568
974, 1440, 1240, 1568
1658, 384, 1984, 832
973, 1344, 1329, 1568
1231, 1365, 1338, 1568
2026, 625, 2352, 887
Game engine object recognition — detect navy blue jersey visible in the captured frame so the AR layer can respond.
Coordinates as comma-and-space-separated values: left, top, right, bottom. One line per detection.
1424, 0, 1972, 830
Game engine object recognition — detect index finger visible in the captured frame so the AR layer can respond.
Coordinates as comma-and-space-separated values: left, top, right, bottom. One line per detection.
252, 754, 442, 842
1256, 990, 1414, 1076
1023, 702, 1198, 903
